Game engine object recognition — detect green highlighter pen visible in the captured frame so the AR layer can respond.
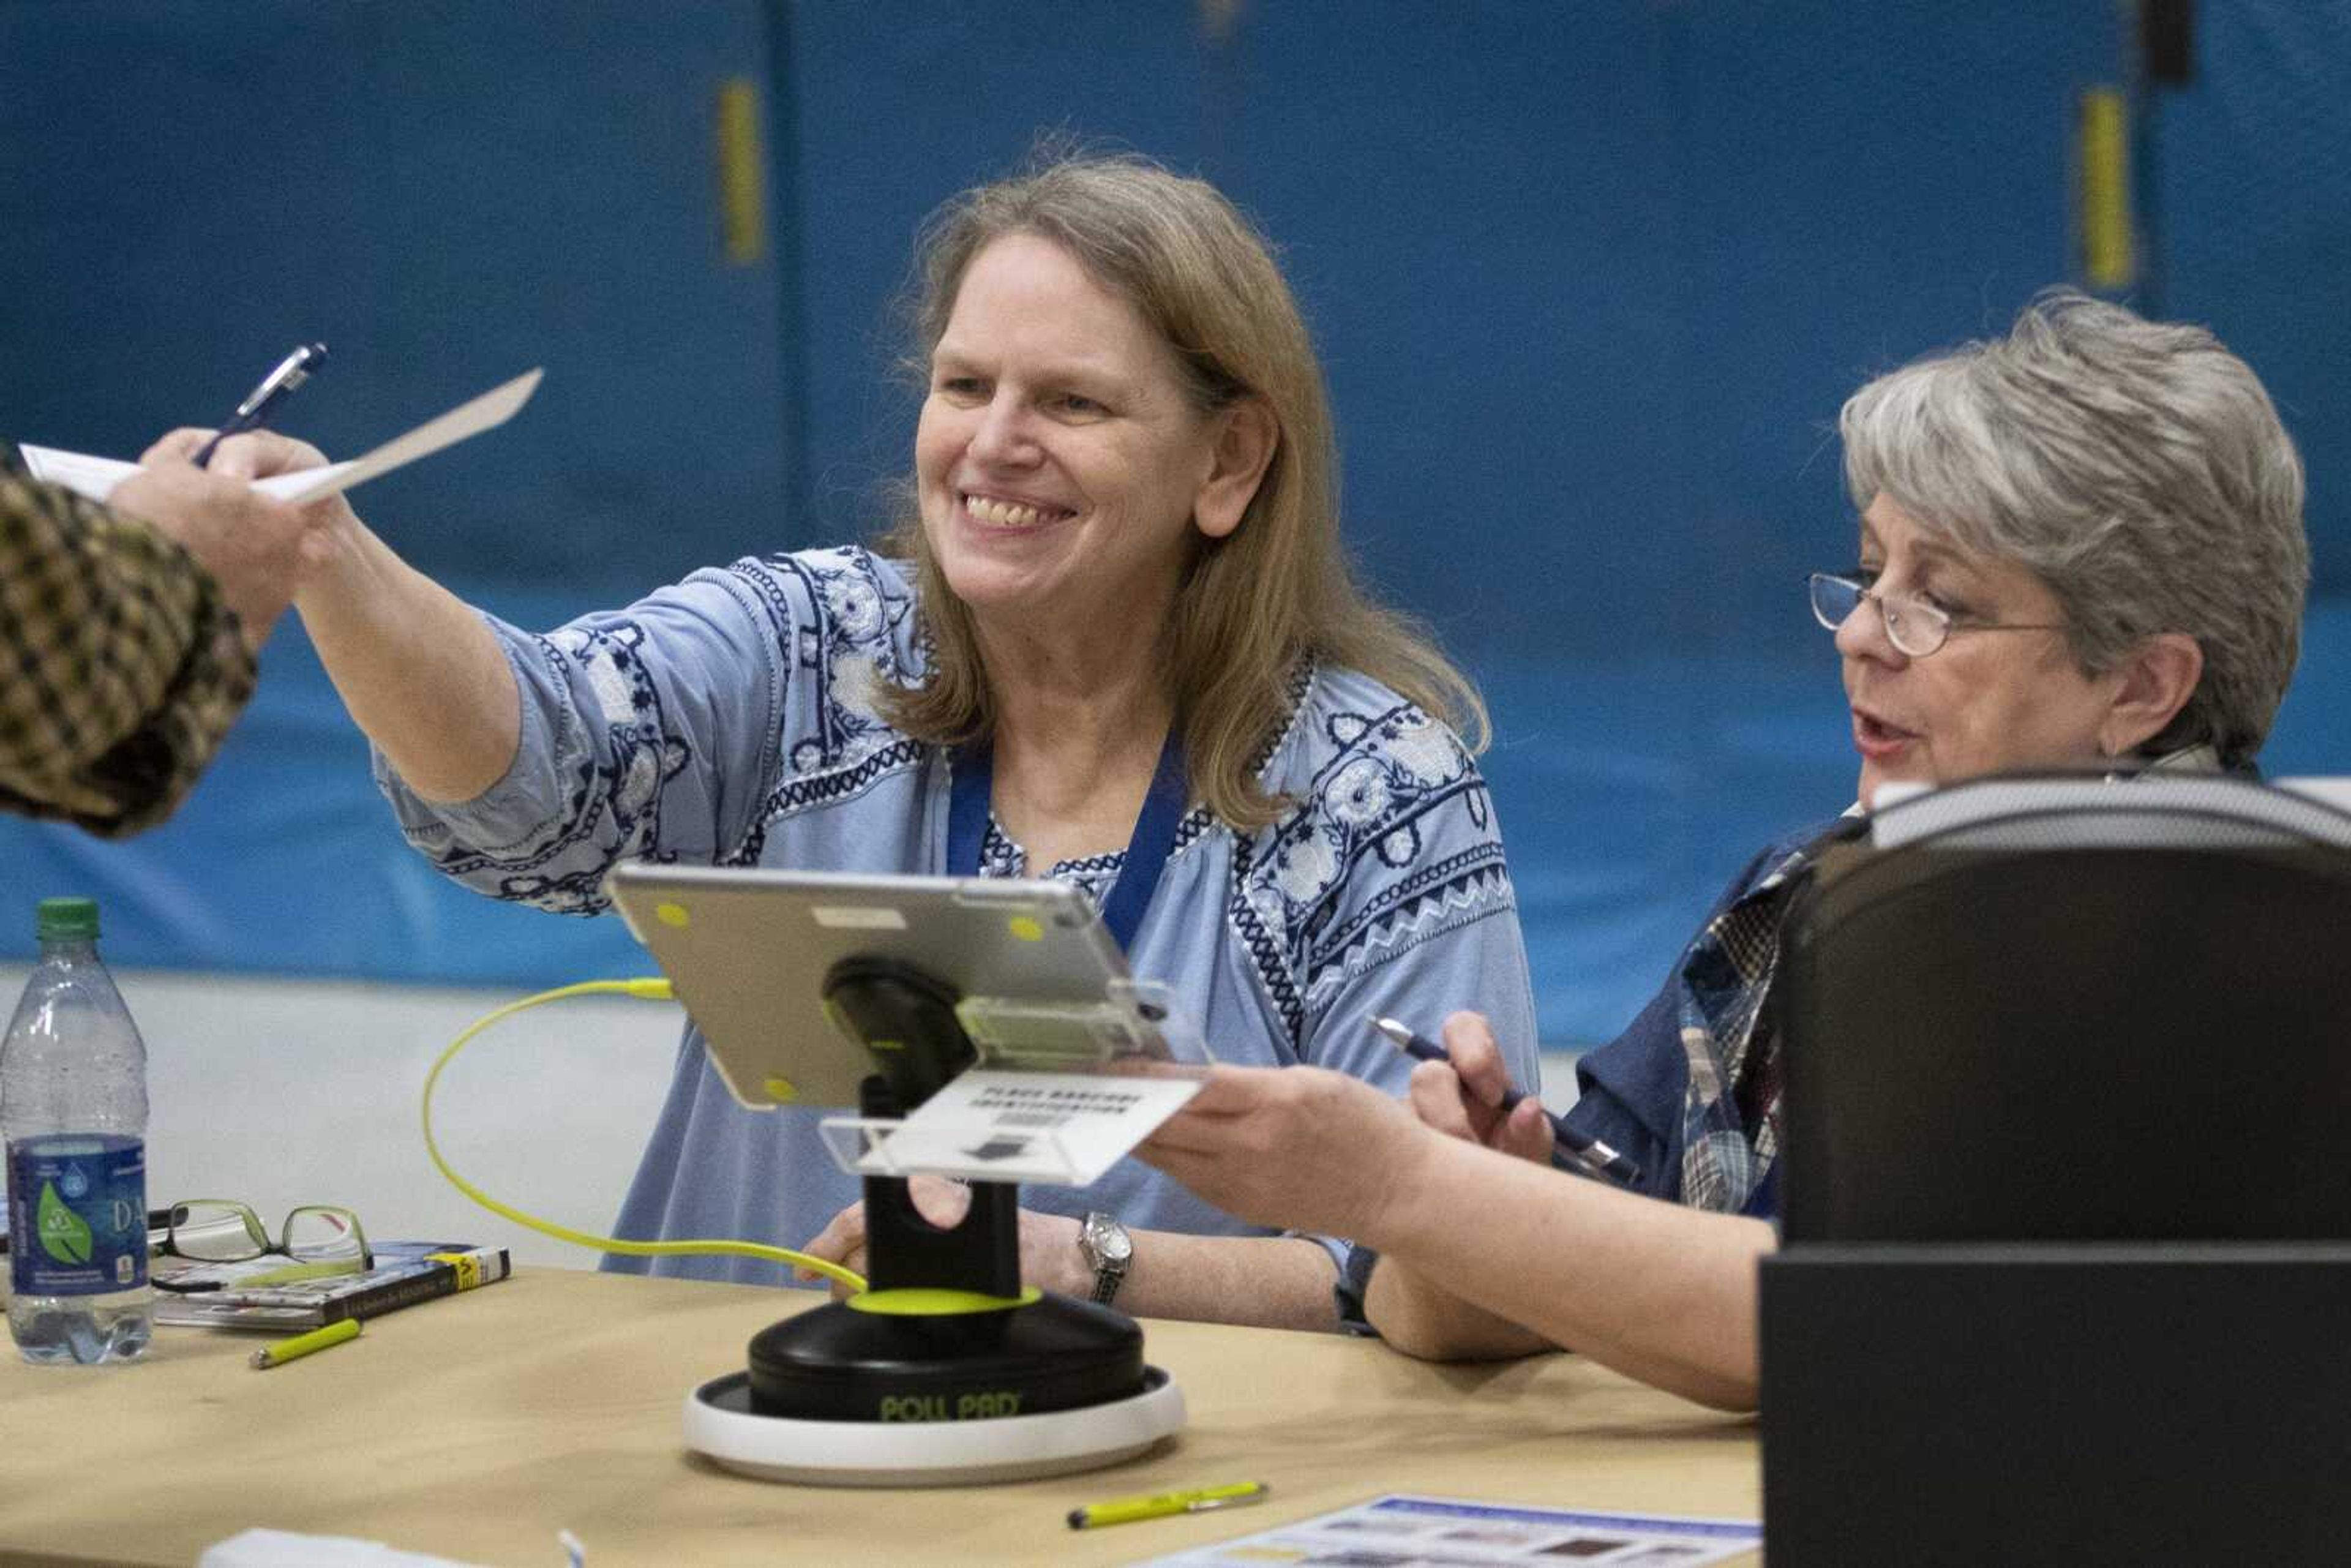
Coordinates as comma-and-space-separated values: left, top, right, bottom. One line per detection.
1067, 1480, 1268, 1531
250, 1318, 361, 1370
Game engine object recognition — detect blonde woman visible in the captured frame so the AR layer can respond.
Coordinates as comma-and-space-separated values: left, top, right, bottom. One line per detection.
198, 154, 1540, 1332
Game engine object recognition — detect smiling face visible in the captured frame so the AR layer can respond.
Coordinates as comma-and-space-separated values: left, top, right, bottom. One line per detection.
1837, 495, 2132, 803
913, 232, 1238, 643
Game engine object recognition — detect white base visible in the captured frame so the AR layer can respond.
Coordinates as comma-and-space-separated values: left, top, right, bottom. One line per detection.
682, 1367, 1185, 1487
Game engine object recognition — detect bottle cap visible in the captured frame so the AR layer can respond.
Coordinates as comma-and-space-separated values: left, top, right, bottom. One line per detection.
35, 898, 99, 941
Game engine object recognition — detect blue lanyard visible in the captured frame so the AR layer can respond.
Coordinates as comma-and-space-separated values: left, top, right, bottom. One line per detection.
945, 729, 1188, 955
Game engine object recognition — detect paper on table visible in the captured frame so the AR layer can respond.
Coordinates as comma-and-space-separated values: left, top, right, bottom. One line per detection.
1135, 1494, 1762, 1567
198, 1527, 490, 1568
18, 369, 542, 507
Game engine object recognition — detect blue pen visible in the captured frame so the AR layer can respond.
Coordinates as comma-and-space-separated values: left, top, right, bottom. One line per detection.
1371, 1015, 1644, 1187
191, 342, 328, 468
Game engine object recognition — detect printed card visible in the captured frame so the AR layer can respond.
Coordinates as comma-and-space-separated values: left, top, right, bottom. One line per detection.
830, 1068, 1202, 1187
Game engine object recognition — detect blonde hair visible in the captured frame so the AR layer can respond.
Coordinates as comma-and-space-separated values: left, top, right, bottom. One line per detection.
876, 151, 1483, 828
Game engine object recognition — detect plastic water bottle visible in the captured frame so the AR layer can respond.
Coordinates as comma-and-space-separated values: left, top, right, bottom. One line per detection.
3, 898, 152, 1365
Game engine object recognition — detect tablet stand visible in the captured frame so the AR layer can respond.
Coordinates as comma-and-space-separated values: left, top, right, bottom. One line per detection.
682, 956, 1185, 1485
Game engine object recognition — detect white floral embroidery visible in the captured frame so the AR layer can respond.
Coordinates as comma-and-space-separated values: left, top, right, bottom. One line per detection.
825, 576, 883, 639
1276, 830, 1339, 902
587, 649, 636, 724
618, 743, 659, 812
831, 653, 882, 721
1325, 757, 1392, 827
1387, 715, 1460, 786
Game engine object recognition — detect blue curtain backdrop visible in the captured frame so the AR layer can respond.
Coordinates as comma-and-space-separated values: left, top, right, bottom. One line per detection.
2, 2, 2344, 1045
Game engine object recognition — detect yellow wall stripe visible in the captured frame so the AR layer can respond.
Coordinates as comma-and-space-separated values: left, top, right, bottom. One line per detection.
716, 77, 768, 268
2078, 87, 2134, 290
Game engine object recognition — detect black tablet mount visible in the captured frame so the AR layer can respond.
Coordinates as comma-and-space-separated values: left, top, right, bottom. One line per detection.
741, 955, 1145, 1423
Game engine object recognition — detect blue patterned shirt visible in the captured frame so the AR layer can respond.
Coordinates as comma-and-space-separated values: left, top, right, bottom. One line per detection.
376, 547, 1541, 1296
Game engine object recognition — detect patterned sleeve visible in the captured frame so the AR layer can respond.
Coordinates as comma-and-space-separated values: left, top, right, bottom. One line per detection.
1236, 673, 1543, 1324
1241, 679, 1543, 1089
0, 443, 255, 838
375, 547, 917, 913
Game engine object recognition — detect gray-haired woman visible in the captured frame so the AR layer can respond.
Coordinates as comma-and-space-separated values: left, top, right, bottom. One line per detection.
1140, 291, 2310, 1408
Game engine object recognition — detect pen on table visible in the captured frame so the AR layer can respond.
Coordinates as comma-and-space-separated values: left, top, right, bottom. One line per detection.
1371, 1015, 1644, 1187
192, 341, 328, 468
1067, 1481, 1268, 1531
250, 1317, 361, 1370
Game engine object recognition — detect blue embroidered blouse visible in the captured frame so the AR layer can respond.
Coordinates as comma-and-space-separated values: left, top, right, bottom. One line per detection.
375, 547, 1541, 1291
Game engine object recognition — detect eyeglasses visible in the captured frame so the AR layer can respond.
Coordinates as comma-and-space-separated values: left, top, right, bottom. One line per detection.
151, 1201, 372, 1292
1807, 572, 2068, 659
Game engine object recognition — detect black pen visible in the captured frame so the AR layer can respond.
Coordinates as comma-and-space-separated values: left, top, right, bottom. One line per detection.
1371, 1015, 1644, 1187
192, 342, 328, 468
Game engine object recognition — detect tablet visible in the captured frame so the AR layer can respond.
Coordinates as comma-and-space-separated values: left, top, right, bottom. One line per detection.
604, 863, 1194, 1110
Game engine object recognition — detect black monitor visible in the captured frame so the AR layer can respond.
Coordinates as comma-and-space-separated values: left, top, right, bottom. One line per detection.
1774, 773, 2351, 1244
1762, 775, 2351, 1566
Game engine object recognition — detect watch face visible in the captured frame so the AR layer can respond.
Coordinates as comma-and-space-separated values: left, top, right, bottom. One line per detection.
1085, 1213, 1132, 1265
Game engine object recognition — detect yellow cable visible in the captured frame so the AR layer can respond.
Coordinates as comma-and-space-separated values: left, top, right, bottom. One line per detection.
422, 977, 867, 1294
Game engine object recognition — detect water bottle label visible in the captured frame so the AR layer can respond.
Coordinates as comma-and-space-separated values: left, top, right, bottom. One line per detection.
6, 1136, 148, 1297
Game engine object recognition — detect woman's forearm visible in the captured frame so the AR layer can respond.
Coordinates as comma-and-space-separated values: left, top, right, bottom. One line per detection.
1366, 1134, 1775, 1409
1365, 1255, 1558, 1362
295, 514, 520, 802
1118, 1231, 1344, 1332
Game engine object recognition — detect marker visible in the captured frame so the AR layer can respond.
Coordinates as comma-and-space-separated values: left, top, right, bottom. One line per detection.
250, 1317, 360, 1370
1371, 1015, 1644, 1187
192, 342, 328, 468
1068, 1480, 1267, 1531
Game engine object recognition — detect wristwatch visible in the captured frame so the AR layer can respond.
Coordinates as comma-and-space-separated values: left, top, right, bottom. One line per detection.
1078, 1212, 1132, 1306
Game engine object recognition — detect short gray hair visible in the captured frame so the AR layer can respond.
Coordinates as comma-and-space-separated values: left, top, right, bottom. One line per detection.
1840, 290, 2308, 767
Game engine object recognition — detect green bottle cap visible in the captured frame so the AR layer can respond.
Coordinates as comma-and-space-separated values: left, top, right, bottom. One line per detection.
35, 898, 99, 942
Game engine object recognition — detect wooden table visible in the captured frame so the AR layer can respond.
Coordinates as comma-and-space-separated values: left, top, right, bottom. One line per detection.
0, 1269, 1760, 1566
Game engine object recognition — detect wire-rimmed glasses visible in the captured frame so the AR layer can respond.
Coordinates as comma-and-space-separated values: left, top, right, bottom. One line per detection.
1807, 572, 2068, 659
151, 1201, 372, 1292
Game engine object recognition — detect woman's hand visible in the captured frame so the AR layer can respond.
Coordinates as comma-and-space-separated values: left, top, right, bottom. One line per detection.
798, 1179, 1086, 1298
1405, 1010, 1554, 1166
109, 435, 349, 654
145, 424, 522, 803
129, 429, 366, 638
139, 427, 357, 515
1137, 1064, 1432, 1247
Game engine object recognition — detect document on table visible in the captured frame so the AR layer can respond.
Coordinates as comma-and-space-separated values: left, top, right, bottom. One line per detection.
1134, 1493, 1763, 1567
19, 369, 542, 506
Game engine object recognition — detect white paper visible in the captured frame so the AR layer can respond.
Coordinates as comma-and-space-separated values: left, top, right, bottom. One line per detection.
1136, 1494, 1761, 1567
841, 1068, 1202, 1187
15, 445, 138, 500
263, 369, 541, 502
18, 368, 541, 506
198, 1528, 490, 1568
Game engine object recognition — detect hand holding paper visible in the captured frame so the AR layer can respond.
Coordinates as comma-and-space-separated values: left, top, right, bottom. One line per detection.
20, 369, 543, 507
